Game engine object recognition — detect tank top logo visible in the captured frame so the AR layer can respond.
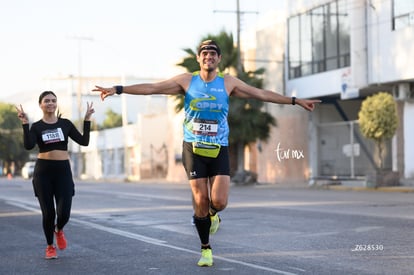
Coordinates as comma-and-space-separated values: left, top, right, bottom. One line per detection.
189, 91, 223, 112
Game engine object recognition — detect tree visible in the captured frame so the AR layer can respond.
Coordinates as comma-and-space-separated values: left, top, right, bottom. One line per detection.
228, 69, 276, 176
175, 31, 276, 175
0, 102, 30, 174
358, 92, 398, 169
99, 108, 123, 130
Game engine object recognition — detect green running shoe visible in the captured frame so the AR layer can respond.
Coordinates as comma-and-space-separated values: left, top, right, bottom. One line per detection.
197, 248, 213, 267
210, 213, 220, 234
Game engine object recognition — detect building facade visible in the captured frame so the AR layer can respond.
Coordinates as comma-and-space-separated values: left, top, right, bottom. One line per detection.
270, 0, 414, 183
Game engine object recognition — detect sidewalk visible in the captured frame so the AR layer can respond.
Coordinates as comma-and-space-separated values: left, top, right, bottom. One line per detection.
311, 178, 414, 193
322, 184, 414, 193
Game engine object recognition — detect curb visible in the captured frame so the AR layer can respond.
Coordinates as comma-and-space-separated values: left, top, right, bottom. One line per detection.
318, 185, 414, 193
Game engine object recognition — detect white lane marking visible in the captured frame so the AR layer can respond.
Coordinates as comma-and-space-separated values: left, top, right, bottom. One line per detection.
0, 211, 39, 217
72, 218, 167, 244
5, 200, 41, 213
76, 189, 190, 202
4, 198, 299, 275
75, 189, 357, 209
353, 226, 383, 233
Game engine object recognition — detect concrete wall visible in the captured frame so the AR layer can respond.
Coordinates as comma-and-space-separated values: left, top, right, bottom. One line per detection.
404, 102, 414, 178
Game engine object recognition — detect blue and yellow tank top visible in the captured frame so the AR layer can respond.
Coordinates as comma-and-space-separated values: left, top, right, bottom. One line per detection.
183, 71, 229, 146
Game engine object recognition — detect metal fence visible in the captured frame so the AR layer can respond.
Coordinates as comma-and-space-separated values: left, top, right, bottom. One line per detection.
317, 121, 391, 178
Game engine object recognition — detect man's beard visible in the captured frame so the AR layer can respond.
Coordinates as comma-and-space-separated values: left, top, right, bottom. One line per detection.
205, 65, 216, 72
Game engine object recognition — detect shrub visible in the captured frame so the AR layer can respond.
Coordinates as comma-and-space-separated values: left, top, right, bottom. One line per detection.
358, 92, 398, 169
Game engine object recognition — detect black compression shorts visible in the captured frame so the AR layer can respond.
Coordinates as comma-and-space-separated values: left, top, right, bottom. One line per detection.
182, 141, 230, 180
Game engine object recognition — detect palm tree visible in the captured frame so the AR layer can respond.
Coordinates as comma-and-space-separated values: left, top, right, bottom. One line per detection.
175, 31, 276, 176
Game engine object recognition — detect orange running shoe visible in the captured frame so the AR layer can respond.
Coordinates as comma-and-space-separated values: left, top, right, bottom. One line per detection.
55, 229, 67, 250
45, 245, 57, 259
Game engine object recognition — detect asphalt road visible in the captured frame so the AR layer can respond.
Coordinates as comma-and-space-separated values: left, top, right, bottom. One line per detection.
1, 177, 413, 275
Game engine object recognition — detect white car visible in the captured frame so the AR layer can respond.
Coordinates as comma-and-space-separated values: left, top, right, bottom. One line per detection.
21, 161, 35, 179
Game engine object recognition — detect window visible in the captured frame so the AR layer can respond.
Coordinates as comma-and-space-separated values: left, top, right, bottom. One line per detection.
288, 0, 350, 79
288, 16, 301, 78
338, 0, 350, 67
301, 13, 312, 76
392, 0, 414, 30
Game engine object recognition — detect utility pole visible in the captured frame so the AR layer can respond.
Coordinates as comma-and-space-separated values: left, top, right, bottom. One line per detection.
214, 0, 258, 74
69, 35, 93, 178
214, 0, 259, 175
236, 0, 242, 73
69, 36, 93, 126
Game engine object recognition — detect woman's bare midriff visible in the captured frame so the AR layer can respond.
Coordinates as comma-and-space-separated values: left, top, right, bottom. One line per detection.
37, 150, 70, 160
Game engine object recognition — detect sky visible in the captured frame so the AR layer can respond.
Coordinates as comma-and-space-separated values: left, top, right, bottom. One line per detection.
0, 0, 286, 101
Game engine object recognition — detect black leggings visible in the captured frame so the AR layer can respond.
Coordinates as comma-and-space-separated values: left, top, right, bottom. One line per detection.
32, 159, 74, 245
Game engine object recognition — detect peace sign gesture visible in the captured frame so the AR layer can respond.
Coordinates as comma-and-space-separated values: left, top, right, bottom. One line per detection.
15, 104, 29, 124
84, 101, 95, 121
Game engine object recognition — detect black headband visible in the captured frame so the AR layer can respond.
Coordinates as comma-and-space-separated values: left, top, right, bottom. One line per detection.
198, 45, 221, 55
